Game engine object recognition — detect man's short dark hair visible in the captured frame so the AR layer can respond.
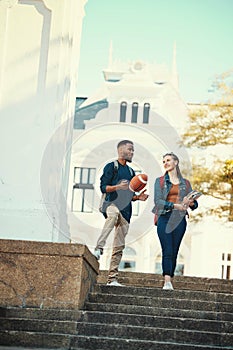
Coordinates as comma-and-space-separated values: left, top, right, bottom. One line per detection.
117, 140, 133, 148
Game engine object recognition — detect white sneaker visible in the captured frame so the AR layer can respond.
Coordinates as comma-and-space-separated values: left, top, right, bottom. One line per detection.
93, 249, 101, 260
107, 280, 124, 287
163, 281, 174, 290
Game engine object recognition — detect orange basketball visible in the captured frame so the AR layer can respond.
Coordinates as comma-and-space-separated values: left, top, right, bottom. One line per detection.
129, 174, 148, 192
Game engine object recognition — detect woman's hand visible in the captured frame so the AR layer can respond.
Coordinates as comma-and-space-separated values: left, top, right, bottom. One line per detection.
182, 196, 194, 208
174, 203, 187, 211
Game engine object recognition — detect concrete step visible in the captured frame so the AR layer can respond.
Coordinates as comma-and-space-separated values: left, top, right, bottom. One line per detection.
1, 271, 232, 349
0, 318, 77, 335
0, 309, 79, 348
0, 347, 58, 350
72, 335, 233, 350
75, 322, 233, 347
1, 331, 233, 350
79, 281, 233, 349
98, 270, 233, 294
79, 310, 233, 333
85, 300, 233, 322
88, 289, 233, 313
0, 307, 81, 321
96, 284, 233, 303
1, 309, 232, 337
0, 331, 71, 348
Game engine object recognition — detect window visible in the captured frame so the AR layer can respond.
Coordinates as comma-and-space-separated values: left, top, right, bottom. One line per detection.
155, 262, 162, 275
221, 252, 232, 279
119, 260, 136, 271
227, 266, 231, 280
119, 246, 136, 272
143, 103, 150, 123
155, 253, 184, 275
72, 167, 96, 212
174, 253, 184, 276
123, 246, 136, 256
131, 102, 138, 123
175, 264, 184, 276
120, 101, 127, 122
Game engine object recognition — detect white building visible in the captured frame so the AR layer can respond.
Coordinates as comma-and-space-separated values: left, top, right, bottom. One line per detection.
67, 43, 233, 280
0, 0, 87, 242
0, 2, 231, 280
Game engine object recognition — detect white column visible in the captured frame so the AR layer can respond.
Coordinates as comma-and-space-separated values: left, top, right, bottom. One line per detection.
0, 0, 87, 242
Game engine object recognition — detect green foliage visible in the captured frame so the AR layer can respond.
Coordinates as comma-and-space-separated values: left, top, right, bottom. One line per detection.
181, 71, 233, 221
182, 70, 233, 148
182, 104, 233, 148
220, 159, 233, 185
183, 159, 232, 222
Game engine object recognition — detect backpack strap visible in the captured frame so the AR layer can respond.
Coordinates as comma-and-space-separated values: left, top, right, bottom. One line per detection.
113, 160, 118, 174
110, 160, 134, 184
152, 176, 164, 216
159, 176, 165, 188
99, 161, 118, 215
127, 165, 134, 177
110, 160, 119, 183
153, 176, 164, 224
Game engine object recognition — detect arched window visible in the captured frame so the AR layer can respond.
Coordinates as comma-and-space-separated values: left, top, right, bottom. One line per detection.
119, 246, 136, 271
143, 103, 150, 123
131, 102, 138, 123
155, 253, 184, 276
123, 246, 136, 256
120, 101, 127, 122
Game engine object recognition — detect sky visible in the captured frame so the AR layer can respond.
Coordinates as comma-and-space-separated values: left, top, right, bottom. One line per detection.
76, 0, 233, 103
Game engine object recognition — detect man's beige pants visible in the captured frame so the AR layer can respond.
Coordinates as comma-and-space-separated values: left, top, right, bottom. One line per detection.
95, 204, 129, 283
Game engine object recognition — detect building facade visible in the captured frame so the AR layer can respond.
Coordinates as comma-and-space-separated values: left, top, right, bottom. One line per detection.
1, 2, 231, 279
68, 46, 196, 277
67, 45, 233, 279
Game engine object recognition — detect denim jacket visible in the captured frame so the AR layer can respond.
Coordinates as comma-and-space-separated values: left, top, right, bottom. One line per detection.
153, 173, 198, 216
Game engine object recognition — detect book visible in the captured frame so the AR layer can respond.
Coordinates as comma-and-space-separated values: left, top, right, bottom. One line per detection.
186, 190, 202, 200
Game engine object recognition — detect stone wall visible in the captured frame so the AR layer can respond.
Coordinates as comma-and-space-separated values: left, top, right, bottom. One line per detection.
0, 239, 98, 309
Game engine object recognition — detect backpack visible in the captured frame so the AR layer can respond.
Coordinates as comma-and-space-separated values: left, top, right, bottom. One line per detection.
153, 176, 189, 225
153, 176, 164, 226
99, 160, 134, 215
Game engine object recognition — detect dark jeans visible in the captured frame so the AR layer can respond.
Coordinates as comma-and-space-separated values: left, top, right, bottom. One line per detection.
157, 211, 187, 277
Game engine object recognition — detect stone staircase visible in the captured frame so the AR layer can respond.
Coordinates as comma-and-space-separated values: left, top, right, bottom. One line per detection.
0, 271, 233, 349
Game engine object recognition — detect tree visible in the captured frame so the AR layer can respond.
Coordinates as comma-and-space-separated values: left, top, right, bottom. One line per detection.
184, 159, 233, 222
220, 159, 233, 221
181, 71, 233, 221
182, 104, 233, 147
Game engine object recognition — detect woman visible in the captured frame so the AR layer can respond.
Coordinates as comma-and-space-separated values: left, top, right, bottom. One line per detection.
154, 152, 198, 290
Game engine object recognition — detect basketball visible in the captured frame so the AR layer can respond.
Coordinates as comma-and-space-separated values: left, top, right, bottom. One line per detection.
129, 174, 148, 192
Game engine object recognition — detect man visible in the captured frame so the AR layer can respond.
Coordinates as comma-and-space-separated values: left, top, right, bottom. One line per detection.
94, 140, 148, 286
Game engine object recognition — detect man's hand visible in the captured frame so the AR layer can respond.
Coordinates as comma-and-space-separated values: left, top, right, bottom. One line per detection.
117, 180, 129, 190
138, 189, 149, 201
